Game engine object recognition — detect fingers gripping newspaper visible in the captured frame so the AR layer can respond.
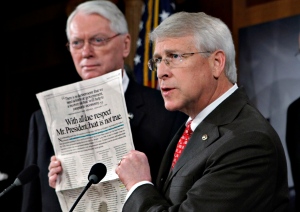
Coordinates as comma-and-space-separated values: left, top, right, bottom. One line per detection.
36, 70, 134, 212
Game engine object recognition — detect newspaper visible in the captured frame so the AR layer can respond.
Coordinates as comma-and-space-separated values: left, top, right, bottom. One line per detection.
36, 69, 134, 211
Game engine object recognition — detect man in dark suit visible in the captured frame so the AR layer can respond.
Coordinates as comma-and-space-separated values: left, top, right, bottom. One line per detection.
22, 1, 186, 212
286, 97, 300, 211
113, 12, 290, 211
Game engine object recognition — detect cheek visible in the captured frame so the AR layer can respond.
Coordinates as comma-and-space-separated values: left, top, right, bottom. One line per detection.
71, 55, 81, 71
181, 69, 209, 96
96, 48, 120, 65
71, 53, 80, 65
190, 61, 212, 81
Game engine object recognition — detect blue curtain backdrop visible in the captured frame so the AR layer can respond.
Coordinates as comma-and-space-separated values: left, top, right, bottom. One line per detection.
238, 15, 300, 188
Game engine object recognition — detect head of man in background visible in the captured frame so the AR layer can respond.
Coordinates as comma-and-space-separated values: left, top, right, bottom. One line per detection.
66, 0, 131, 80
46, 2, 188, 210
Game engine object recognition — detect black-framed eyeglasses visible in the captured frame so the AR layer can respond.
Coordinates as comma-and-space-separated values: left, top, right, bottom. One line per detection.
148, 51, 211, 71
66, 33, 121, 51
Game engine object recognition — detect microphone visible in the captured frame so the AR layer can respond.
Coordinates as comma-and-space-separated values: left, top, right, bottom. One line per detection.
0, 164, 40, 198
69, 163, 107, 212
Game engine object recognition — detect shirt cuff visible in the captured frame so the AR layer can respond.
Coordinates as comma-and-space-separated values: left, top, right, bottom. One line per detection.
125, 181, 153, 201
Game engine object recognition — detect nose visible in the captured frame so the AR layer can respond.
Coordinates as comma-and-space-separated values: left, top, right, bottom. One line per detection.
156, 61, 170, 79
81, 42, 94, 58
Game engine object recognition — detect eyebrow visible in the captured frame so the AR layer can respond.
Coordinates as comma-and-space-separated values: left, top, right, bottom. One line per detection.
70, 33, 110, 40
153, 49, 179, 58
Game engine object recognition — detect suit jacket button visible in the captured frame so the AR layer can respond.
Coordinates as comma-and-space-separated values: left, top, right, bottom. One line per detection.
202, 134, 208, 140
161, 178, 164, 181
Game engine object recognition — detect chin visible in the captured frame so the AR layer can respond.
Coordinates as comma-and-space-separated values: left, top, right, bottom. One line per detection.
164, 102, 179, 112
82, 73, 102, 80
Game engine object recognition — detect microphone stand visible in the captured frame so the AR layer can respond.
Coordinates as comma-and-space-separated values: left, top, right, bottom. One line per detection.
0, 184, 16, 197
69, 180, 93, 212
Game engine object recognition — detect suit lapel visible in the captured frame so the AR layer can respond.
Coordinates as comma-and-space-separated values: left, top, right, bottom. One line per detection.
161, 87, 250, 193
124, 80, 145, 127
173, 122, 220, 171
156, 124, 185, 190
162, 122, 220, 192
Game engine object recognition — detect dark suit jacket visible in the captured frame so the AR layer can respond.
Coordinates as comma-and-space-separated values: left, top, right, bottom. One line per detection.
286, 97, 300, 210
21, 79, 187, 212
123, 87, 289, 212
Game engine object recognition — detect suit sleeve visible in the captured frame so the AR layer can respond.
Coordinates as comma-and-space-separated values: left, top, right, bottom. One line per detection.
122, 131, 288, 211
21, 111, 62, 212
21, 112, 42, 212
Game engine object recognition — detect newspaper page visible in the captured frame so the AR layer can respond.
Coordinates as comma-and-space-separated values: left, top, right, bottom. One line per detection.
36, 69, 133, 212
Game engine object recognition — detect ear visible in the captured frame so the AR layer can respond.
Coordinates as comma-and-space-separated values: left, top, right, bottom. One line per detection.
122, 34, 131, 58
211, 50, 226, 79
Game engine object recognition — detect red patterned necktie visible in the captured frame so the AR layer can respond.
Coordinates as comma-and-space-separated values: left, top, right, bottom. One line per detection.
171, 120, 193, 169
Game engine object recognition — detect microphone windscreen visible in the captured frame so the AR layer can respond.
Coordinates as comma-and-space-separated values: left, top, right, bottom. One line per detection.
16, 164, 40, 186
88, 163, 107, 184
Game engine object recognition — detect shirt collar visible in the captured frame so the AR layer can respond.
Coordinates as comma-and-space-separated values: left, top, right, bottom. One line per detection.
122, 69, 129, 93
188, 83, 238, 131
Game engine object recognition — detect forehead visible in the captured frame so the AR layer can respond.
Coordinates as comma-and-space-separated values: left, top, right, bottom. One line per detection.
153, 35, 196, 56
69, 13, 113, 38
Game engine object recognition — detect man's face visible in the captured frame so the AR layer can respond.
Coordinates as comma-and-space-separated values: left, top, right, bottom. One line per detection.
69, 12, 131, 80
154, 35, 220, 117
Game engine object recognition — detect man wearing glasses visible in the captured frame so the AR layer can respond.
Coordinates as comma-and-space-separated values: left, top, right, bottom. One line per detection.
114, 12, 290, 211
23, 1, 186, 211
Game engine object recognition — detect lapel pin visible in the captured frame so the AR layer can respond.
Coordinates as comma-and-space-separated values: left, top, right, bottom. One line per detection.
128, 113, 134, 120
202, 134, 208, 141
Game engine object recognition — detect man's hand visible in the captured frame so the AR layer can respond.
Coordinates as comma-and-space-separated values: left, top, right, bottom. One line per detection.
115, 150, 152, 191
48, 155, 62, 188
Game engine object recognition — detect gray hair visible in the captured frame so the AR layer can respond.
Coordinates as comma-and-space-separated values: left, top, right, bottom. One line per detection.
66, 0, 128, 40
150, 12, 237, 83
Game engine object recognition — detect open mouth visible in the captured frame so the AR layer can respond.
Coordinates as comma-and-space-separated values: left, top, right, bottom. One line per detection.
161, 87, 172, 92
